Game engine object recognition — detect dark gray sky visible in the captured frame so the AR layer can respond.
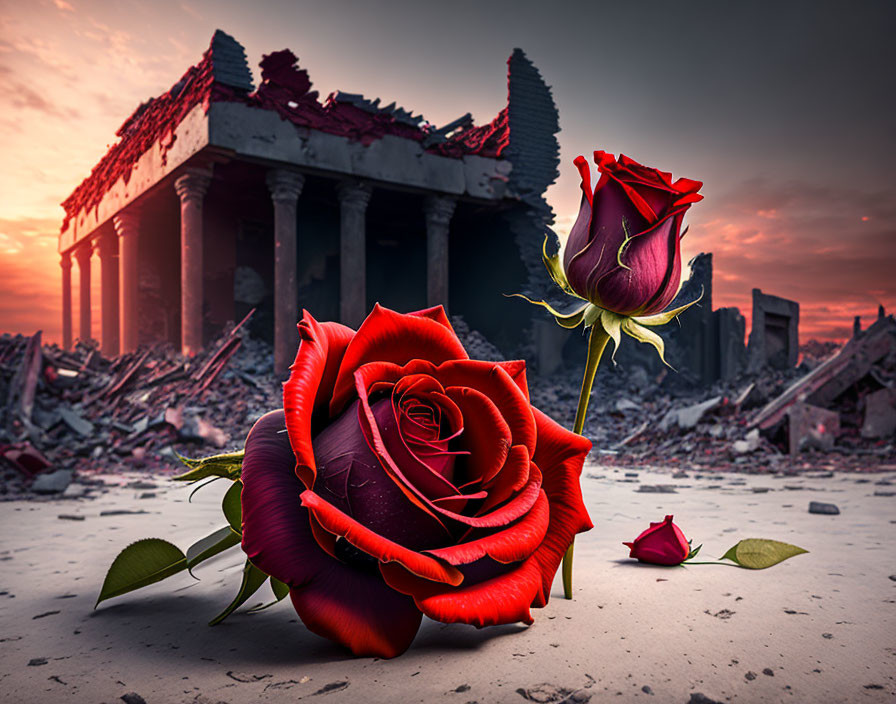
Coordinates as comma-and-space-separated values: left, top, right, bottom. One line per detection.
1, 0, 894, 340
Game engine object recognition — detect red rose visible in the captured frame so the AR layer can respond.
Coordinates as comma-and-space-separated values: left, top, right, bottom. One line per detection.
623, 515, 690, 565
563, 151, 703, 316
240, 305, 593, 658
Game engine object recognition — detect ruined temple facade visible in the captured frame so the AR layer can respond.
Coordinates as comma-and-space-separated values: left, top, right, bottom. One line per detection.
59, 31, 560, 372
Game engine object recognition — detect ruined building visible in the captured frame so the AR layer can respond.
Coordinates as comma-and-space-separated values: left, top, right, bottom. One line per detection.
59, 30, 560, 373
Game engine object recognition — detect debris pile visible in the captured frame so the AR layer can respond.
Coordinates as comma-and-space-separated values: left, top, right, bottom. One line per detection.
528, 312, 896, 474
1, 312, 280, 498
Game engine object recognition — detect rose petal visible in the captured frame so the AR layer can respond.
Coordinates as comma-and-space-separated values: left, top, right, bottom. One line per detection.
313, 399, 452, 549
330, 304, 468, 416
587, 215, 678, 317
435, 360, 537, 458
380, 555, 542, 628
289, 561, 422, 658
528, 407, 593, 608
239, 410, 423, 659
476, 444, 531, 515
241, 409, 331, 587
495, 360, 530, 402
444, 386, 511, 487
301, 489, 464, 586
426, 490, 550, 566
283, 313, 354, 489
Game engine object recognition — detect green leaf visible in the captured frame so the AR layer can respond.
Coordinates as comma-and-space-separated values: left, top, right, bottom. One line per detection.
271, 577, 290, 601
720, 539, 809, 569
247, 577, 291, 613
172, 450, 244, 482
208, 560, 268, 625
96, 538, 187, 607
185, 526, 241, 576
222, 480, 243, 535
188, 476, 223, 503
721, 544, 739, 563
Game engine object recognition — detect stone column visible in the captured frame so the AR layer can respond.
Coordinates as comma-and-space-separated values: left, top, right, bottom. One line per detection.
73, 244, 92, 344
113, 209, 141, 355
93, 232, 120, 356
267, 169, 306, 375
336, 181, 373, 329
174, 168, 212, 356
424, 195, 456, 310
60, 252, 73, 351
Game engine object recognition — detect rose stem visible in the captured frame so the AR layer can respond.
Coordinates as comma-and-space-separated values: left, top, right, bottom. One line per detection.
562, 321, 611, 599
680, 561, 741, 567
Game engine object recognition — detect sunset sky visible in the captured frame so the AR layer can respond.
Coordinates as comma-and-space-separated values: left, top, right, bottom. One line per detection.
1, 0, 893, 346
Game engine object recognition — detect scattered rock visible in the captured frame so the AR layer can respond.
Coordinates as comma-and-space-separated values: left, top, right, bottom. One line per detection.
312, 681, 349, 696
809, 501, 840, 515
763, 668, 774, 676
121, 694, 147, 704
688, 695, 724, 704
516, 684, 591, 703
226, 671, 272, 683
31, 470, 73, 494
744, 671, 757, 681
27, 658, 48, 666
660, 396, 722, 432
32, 611, 60, 619
57, 514, 85, 521
641, 685, 654, 695
732, 429, 761, 454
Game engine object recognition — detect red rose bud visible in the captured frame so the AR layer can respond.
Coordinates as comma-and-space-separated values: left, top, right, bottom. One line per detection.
623, 515, 690, 566
563, 151, 703, 317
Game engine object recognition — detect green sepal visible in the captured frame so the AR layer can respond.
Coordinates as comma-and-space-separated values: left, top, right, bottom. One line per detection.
96, 538, 187, 607
633, 287, 705, 327
172, 450, 245, 482
622, 317, 673, 369
686, 543, 703, 561
720, 539, 809, 569
598, 309, 623, 362
507, 293, 589, 330
208, 559, 269, 626
247, 577, 291, 613
541, 230, 582, 299
222, 480, 243, 535
185, 526, 241, 576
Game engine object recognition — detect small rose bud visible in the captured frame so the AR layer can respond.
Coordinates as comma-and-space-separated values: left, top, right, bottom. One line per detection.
623, 514, 690, 565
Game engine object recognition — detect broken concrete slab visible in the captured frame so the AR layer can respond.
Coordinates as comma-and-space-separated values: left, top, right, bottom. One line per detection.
787, 402, 840, 454
31, 469, 73, 494
661, 396, 723, 432
861, 388, 896, 439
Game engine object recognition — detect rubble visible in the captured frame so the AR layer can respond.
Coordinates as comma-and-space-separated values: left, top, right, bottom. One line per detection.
2, 308, 894, 500
527, 310, 896, 475
0, 311, 281, 499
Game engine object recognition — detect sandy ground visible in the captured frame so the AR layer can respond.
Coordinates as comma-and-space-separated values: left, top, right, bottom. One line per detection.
1, 465, 894, 704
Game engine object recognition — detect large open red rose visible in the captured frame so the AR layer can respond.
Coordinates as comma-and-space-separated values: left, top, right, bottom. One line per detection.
240, 304, 592, 658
